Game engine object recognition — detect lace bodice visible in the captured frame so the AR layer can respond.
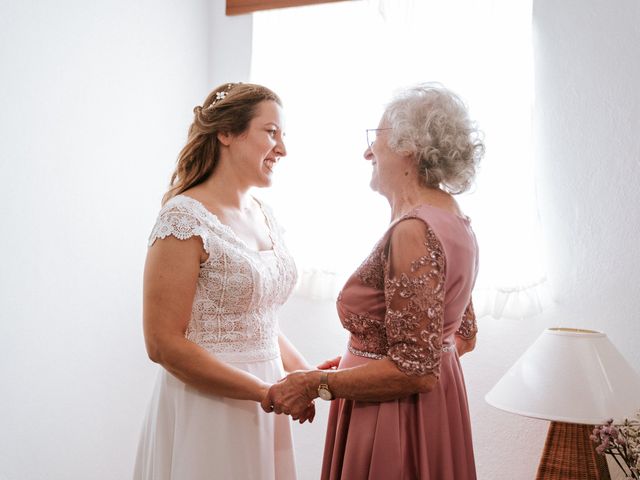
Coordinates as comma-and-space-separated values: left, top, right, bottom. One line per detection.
337, 205, 478, 377
148, 195, 298, 362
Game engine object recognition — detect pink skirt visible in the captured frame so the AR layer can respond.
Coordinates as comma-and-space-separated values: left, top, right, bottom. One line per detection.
321, 350, 476, 480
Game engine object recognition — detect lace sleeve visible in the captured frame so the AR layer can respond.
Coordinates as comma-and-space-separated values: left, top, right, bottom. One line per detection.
383, 218, 446, 377
456, 300, 477, 340
148, 204, 210, 255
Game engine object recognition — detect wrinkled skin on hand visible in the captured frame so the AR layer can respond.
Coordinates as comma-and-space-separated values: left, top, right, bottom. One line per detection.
260, 370, 319, 423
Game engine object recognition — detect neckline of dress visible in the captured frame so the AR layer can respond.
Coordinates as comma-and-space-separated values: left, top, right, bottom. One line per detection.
174, 194, 277, 255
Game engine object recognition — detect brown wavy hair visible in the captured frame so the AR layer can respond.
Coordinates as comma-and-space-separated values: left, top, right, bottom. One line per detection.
162, 83, 282, 204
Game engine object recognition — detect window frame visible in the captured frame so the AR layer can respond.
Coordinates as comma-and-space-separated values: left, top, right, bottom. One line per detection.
226, 0, 351, 16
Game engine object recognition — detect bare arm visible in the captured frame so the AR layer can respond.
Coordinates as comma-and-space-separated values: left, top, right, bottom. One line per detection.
278, 332, 311, 373
144, 234, 269, 402
267, 333, 316, 423
266, 357, 436, 412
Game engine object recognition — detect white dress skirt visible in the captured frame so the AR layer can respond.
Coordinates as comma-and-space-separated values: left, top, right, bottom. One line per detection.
133, 195, 299, 480
134, 358, 296, 480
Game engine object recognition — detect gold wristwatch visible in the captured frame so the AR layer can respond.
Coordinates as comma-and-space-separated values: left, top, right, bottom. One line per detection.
317, 371, 334, 401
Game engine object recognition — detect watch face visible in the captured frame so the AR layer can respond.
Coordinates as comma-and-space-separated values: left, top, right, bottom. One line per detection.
318, 388, 333, 401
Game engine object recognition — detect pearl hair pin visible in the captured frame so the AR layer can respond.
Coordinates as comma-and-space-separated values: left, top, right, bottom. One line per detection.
208, 83, 236, 108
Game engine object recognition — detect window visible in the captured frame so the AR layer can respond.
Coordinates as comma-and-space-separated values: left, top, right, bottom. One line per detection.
251, 0, 545, 318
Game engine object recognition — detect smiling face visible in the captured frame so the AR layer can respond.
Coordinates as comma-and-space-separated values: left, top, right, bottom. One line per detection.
219, 100, 287, 188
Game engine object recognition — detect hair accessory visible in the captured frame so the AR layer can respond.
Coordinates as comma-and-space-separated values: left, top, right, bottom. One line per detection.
208, 83, 236, 109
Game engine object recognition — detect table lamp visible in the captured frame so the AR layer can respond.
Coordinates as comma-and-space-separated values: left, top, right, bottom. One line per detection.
486, 327, 640, 479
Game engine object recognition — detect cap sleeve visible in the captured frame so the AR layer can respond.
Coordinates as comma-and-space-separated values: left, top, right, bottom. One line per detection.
148, 202, 211, 255
383, 218, 446, 377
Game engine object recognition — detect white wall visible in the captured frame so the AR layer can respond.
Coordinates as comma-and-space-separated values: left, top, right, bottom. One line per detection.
463, 1, 640, 478
0, 1, 213, 478
207, 2, 252, 86
530, 4, 640, 476
1, 0, 638, 479
533, 0, 640, 366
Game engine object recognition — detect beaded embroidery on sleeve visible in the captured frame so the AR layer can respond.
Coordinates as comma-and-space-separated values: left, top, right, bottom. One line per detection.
383, 219, 446, 377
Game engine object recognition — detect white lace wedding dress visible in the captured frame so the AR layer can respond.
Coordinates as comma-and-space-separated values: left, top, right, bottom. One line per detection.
133, 195, 298, 480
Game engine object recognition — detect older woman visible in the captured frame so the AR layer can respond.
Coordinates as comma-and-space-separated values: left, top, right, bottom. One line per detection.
263, 83, 485, 479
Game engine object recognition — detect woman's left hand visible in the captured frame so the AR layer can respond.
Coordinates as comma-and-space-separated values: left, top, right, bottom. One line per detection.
317, 356, 341, 370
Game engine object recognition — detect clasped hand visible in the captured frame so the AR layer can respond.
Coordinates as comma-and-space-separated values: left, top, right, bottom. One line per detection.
260, 370, 317, 424
260, 356, 341, 424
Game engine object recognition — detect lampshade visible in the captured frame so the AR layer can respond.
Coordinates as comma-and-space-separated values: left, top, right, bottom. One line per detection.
486, 327, 640, 424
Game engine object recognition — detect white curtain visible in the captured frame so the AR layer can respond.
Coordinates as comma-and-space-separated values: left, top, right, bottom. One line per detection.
251, 0, 546, 319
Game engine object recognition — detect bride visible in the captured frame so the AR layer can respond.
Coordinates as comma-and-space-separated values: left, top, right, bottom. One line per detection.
133, 83, 313, 480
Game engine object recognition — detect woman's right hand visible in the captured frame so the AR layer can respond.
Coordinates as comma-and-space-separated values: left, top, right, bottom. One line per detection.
317, 356, 341, 370
455, 335, 476, 357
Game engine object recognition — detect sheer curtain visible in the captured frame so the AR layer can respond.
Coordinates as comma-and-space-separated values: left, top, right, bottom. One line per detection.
251, 0, 546, 319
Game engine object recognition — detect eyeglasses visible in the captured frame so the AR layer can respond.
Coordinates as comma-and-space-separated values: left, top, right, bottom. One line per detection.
366, 128, 392, 149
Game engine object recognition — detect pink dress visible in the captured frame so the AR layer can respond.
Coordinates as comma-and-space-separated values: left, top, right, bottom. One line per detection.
322, 204, 479, 480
